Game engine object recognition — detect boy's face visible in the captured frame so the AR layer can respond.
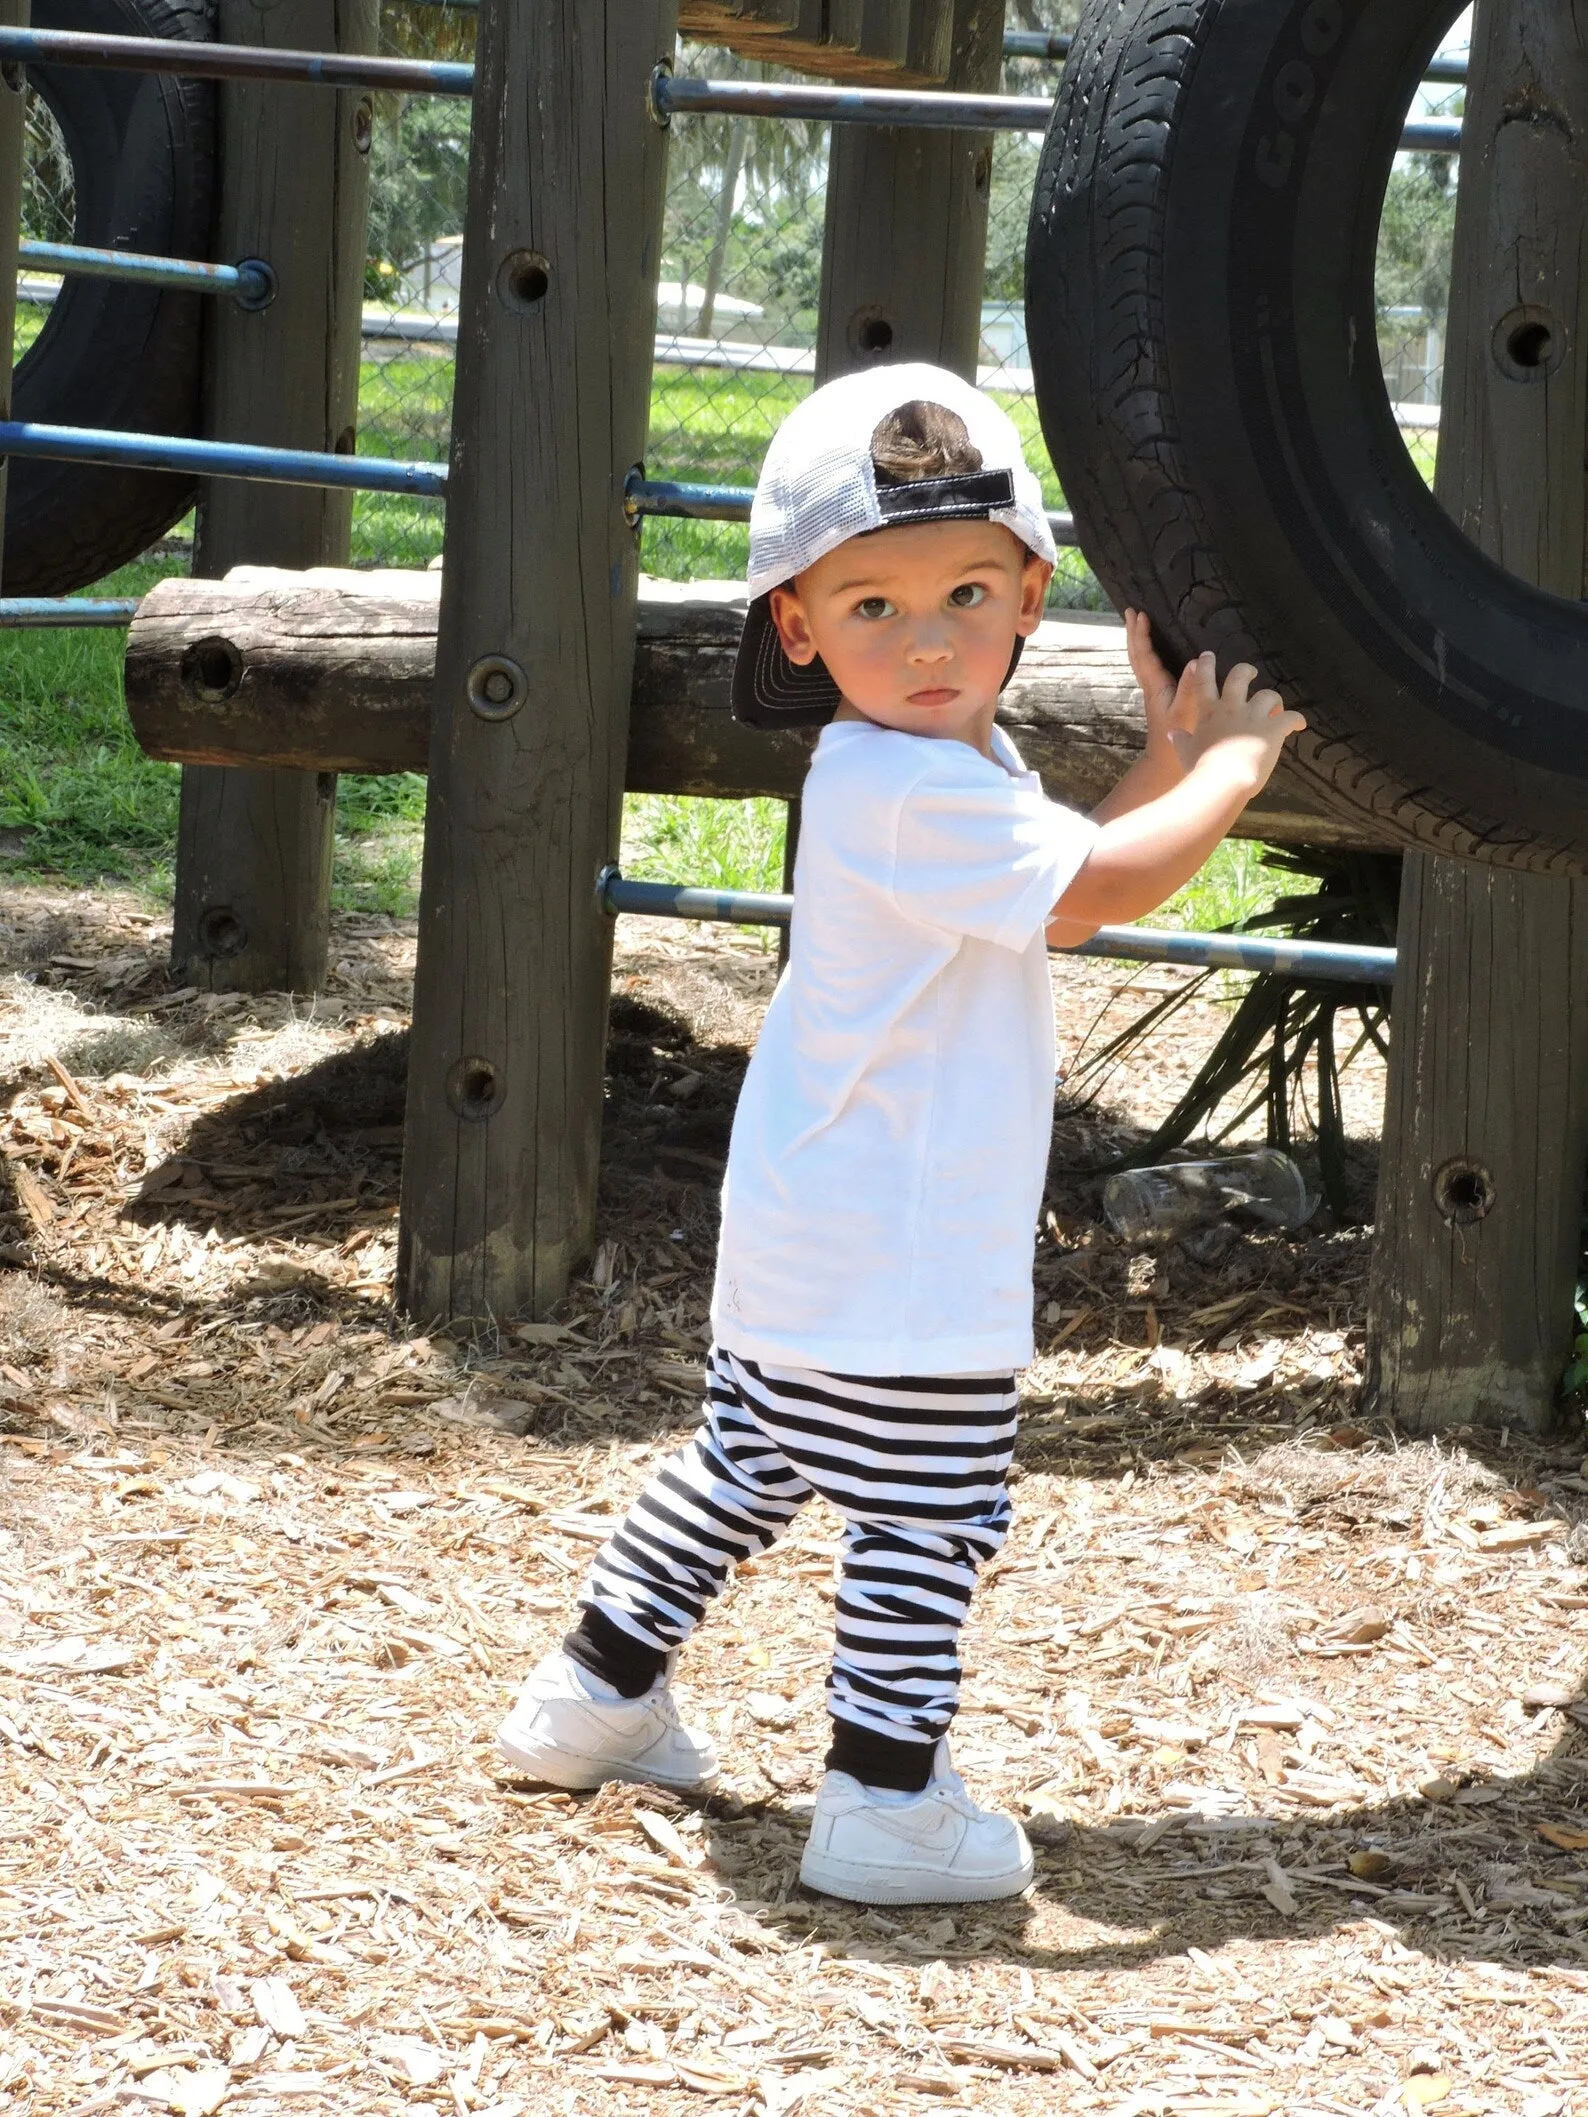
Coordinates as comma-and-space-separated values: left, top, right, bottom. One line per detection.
768, 519, 1050, 754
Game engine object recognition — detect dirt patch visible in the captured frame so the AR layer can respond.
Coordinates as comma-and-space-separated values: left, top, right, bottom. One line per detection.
2, 887, 1587, 2115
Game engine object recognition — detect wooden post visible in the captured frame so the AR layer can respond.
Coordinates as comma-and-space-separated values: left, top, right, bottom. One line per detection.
815, 0, 1002, 381
1364, 0, 1588, 1435
169, 0, 377, 995
397, 1, 678, 1325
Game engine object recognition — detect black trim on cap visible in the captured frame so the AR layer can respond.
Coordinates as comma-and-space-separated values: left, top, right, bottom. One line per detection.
873, 467, 1015, 526
731, 592, 843, 728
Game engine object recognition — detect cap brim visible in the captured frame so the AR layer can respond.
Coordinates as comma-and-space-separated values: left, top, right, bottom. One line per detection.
731, 593, 843, 729
731, 594, 1030, 732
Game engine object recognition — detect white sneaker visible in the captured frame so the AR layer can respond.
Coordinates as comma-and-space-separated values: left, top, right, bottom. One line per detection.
799, 1745, 1033, 1905
496, 1650, 718, 1793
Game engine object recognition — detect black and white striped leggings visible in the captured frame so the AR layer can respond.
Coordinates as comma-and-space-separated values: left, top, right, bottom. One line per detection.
577, 1346, 1018, 1769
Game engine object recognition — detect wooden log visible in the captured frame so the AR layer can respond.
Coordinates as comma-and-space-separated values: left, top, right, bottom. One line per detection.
169, 0, 376, 996
397, 1, 678, 1326
1364, 0, 1588, 1436
122, 568, 1398, 850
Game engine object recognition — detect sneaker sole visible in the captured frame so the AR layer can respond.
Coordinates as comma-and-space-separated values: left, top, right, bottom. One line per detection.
798, 1850, 1034, 1906
496, 1726, 717, 1794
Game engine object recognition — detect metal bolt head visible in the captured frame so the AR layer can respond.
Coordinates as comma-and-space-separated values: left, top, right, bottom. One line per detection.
466, 654, 528, 722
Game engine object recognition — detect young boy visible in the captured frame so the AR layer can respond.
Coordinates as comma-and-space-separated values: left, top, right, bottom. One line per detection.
497, 364, 1304, 1906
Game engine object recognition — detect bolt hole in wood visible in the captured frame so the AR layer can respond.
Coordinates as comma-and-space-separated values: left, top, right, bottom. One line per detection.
465, 652, 528, 722
352, 97, 373, 155
1493, 303, 1566, 380
197, 906, 247, 959
852, 308, 895, 357
1433, 1156, 1497, 1226
496, 248, 550, 315
446, 1055, 502, 1123
182, 635, 243, 702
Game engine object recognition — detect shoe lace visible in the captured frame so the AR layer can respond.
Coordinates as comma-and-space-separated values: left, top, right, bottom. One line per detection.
930, 1766, 981, 1817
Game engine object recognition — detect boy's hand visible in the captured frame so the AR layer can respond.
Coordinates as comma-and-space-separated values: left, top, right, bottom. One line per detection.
1124, 608, 1200, 783
1176, 650, 1307, 793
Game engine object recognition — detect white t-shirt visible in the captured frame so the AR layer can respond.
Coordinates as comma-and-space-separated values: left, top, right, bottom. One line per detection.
711, 719, 1100, 1376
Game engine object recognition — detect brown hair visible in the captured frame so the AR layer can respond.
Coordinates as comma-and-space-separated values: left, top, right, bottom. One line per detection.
869, 400, 983, 485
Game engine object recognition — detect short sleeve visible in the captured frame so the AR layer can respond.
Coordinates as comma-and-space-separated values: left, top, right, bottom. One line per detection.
888, 758, 1099, 950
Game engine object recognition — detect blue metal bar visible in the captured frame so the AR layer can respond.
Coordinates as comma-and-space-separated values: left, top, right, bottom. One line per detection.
608, 877, 796, 930
1, 27, 1456, 134
17, 239, 273, 306
1067, 927, 1396, 985
626, 475, 753, 523
0, 24, 475, 95
601, 873, 1397, 985
0, 597, 138, 627
0, 420, 447, 498
624, 473, 1078, 548
655, 73, 1464, 153
1399, 120, 1462, 152
1002, 29, 1070, 60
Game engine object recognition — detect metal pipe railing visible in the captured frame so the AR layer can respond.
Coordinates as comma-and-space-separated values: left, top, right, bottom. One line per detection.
0, 28, 1464, 153
0, 597, 139, 627
0, 25, 475, 95
653, 73, 1464, 153
17, 240, 274, 307
624, 472, 1078, 547
0, 420, 447, 497
601, 873, 1397, 985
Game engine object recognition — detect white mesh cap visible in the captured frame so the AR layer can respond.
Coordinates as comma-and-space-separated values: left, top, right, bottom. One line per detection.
731, 362, 1055, 728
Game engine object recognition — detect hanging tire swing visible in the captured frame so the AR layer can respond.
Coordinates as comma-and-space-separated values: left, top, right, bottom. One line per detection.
1026, 0, 1588, 874
7, 0, 215, 594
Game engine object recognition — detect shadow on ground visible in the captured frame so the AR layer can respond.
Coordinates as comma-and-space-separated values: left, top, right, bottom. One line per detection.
678, 1712, 1588, 1974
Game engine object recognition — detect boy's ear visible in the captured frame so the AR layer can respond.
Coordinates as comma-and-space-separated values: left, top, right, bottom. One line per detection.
1015, 554, 1052, 637
768, 584, 819, 666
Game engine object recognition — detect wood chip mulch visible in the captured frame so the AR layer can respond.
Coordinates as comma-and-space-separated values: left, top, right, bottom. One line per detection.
2, 884, 1587, 2117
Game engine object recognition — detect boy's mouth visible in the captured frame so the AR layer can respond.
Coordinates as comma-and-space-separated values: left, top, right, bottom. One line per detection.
906, 687, 960, 707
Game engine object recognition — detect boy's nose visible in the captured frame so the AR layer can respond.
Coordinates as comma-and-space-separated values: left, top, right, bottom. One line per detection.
905, 628, 954, 664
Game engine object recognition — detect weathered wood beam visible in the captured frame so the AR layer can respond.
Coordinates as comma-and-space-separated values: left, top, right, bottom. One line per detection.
396, 1, 678, 1326
123, 569, 1399, 850
170, 0, 376, 996
1365, 0, 1588, 1436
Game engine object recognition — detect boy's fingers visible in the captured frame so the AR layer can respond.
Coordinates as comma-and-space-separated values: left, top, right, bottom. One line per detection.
1176, 651, 1218, 706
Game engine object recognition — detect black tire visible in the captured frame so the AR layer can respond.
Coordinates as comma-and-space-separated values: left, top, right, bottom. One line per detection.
1026, 0, 1588, 873
6, 0, 214, 594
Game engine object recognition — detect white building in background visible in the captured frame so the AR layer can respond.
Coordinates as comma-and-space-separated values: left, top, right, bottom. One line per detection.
978, 299, 1029, 372
403, 234, 465, 313
653, 281, 765, 338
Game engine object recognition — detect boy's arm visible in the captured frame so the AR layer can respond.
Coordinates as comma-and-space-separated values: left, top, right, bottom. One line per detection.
1047, 659, 1304, 946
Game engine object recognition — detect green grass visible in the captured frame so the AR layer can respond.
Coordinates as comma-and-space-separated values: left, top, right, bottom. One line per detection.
1156, 838, 1313, 934
0, 558, 184, 891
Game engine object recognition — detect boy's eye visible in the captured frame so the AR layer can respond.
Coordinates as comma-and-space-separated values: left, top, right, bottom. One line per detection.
855, 596, 896, 620
947, 582, 988, 609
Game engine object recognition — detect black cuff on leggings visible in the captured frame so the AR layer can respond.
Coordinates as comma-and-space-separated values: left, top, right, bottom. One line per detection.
826, 1717, 936, 1793
564, 1606, 669, 1700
